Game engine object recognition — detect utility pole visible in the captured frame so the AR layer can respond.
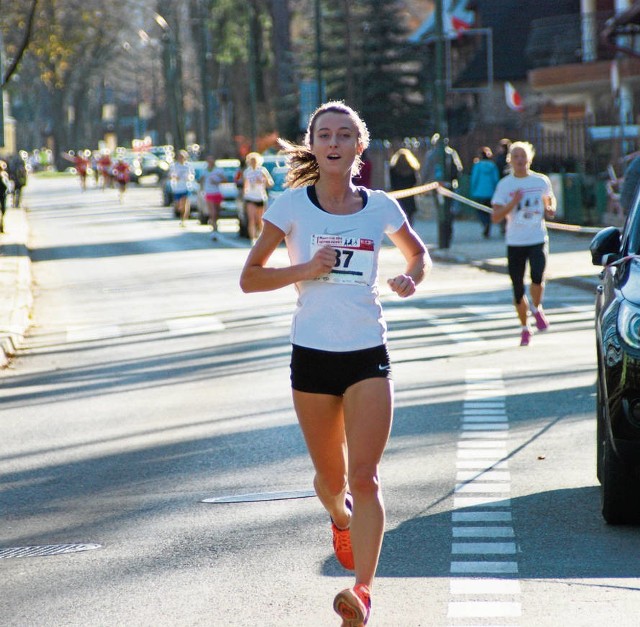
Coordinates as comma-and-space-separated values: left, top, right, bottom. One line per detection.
0, 31, 5, 149
156, 7, 185, 150
315, 0, 324, 107
434, 0, 451, 248
248, 1, 258, 150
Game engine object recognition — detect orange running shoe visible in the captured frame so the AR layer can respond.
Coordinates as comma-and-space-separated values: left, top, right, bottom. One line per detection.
331, 494, 354, 570
333, 583, 371, 626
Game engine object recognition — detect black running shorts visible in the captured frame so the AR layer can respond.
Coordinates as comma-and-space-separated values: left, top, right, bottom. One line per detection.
290, 344, 392, 397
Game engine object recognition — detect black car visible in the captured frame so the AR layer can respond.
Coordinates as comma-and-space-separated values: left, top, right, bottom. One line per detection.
591, 194, 640, 524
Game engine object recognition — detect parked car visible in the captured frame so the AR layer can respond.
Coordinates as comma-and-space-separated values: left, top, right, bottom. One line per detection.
195, 158, 246, 230
268, 165, 289, 206
590, 190, 640, 524
261, 153, 288, 176
162, 160, 206, 215
139, 152, 170, 180
149, 145, 175, 165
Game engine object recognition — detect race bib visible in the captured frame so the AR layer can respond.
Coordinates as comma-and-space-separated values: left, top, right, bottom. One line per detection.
514, 192, 543, 224
311, 234, 375, 285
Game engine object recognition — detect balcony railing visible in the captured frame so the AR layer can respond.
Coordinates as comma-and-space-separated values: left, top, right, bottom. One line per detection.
526, 11, 615, 69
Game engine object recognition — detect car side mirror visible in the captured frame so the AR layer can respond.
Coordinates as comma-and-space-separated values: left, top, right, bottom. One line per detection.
590, 226, 621, 266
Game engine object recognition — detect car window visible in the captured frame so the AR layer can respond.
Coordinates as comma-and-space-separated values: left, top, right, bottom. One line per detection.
623, 188, 640, 255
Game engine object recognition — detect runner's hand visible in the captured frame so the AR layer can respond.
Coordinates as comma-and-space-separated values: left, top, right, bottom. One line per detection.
388, 274, 416, 298
306, 246, 336, 279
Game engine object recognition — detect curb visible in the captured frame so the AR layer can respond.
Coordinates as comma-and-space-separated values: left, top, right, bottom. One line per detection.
0, 209, 32, 368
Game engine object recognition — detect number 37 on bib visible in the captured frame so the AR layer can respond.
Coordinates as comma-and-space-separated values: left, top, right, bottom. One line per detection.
311, 234, 375, 286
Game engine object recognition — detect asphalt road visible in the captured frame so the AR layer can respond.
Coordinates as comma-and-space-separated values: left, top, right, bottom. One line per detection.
1, 176, 639, 626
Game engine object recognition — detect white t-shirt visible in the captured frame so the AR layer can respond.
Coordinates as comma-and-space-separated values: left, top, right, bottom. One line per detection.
264, 186, 407, 352
244, 166, 271, 202
170, 162, 194, 193
491, 171, 554, 246
201, 166, 226, 194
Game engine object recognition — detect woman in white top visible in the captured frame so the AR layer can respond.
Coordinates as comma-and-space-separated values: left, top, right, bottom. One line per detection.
200, 155, 227, 240
491, 141, 556, 346
169, 150, 195, 227
243, 152, 274, 242
240, 101, 430, 625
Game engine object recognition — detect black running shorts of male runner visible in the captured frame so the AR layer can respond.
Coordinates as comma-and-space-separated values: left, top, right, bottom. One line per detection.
290, 344, 392, 396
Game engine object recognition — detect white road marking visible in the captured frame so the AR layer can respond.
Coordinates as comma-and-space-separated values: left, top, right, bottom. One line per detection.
452, 511, 512, 522
449, 369, 521, 624
450, 578, 521, 593
66, 325, 122, 342
166, 315, 225, 334
451, 561, 518, 574
448, 601, 522, 618
453, 527, 515, 538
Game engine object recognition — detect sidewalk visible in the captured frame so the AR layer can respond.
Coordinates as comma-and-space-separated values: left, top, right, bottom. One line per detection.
0, 201, 601, 368
0, 206, 32, 367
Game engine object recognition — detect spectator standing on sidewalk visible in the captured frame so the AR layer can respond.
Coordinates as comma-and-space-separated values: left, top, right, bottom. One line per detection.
491, 141, 556, 347
470, 146, 500, 239
494, 138, 511, 178
389, 148, 421, 226
493, 138, 511, 234
240, 101, 430, 626
0, 161, 9, 233
352, 148, 372, 188
7, 154, 27, 208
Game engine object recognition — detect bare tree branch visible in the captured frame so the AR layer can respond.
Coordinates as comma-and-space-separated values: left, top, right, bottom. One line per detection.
2, 0, 39, 87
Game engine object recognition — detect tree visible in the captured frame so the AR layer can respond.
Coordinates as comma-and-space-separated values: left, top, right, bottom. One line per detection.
1, 0, 39, 87
301, 0, 427, 139
3, 0, 141, 163
357, 0, 427, 138
268, 0, 298, 140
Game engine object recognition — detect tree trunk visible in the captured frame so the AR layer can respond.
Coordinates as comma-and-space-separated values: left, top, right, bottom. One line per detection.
269, 0, 297, 137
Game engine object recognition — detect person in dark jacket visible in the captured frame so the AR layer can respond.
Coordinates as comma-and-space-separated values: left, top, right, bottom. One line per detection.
389, 148, 421, 226
0, 161, 9, 233
8, 154, 28, 208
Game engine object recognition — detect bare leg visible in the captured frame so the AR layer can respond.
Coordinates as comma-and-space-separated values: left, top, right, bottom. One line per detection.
209, 200, 220, 237
255, 206, 265, 238
343, 378, 393, 588
246, 201, 259, 241
530, 282, 544, 309
293, 391, 351, 529
515, 295, 529, 327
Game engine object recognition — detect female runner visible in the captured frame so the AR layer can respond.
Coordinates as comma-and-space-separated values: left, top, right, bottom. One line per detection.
240, 101, 430, 625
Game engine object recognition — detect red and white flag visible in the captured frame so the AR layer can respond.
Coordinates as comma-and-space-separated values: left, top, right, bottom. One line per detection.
505, 82, 524, 112
450, 15, 472, 36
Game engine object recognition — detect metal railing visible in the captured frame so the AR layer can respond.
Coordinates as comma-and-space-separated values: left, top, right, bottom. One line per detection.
526, 11, 615, 68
